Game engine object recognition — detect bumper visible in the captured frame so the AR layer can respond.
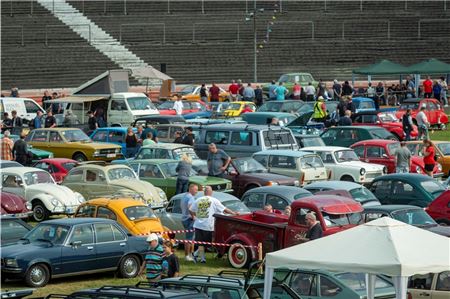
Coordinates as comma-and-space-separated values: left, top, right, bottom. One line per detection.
361, 172, 384, 183
2, 266, 25, 277
92, 153, 123, 161
2, 211, 33, 219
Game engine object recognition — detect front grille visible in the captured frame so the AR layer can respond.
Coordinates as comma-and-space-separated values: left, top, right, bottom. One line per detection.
100, 149, 116, 154
211, 184, 228, 191
365, 172, 382, 179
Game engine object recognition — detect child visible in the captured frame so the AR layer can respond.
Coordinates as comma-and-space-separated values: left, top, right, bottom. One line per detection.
162, 240, 180, 278
144, 233, 165, 283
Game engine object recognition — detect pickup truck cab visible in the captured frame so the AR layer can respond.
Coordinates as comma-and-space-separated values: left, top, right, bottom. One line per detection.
214, 195, 363, 268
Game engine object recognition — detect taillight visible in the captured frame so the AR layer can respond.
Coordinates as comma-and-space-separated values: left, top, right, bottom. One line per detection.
407, 292, 412, 299
328, 170, 332, 179
300, 173, 305, 185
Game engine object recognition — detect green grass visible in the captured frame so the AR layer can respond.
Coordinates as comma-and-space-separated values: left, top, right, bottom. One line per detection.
428, 127, 450, 141
1, 251, 233, 297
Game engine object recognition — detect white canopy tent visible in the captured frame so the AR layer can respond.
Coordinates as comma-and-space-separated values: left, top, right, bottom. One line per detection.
263, 217, 450, 299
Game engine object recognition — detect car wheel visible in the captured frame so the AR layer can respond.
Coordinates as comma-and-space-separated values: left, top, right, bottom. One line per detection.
119, 255, 140, 278
228, 242, 251, 269
73, 153, 87, 162
340, 175, 354, 182
32, 202, 50, 222
440, 123, 446, 130
25, 264, 50, 288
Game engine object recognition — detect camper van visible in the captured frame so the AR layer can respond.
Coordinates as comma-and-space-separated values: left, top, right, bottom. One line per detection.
0, 97, 45, 123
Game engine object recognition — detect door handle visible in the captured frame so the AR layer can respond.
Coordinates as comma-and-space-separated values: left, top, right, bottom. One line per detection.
119, 242, 126, 246
87, 246, 94, 250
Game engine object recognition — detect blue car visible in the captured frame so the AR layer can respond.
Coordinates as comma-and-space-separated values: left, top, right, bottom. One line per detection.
1, 218, 148, 287
352, 97, 376, 113
90, 127, 137, 156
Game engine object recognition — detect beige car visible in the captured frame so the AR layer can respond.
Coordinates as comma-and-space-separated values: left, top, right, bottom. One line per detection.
408, 271, 450, 299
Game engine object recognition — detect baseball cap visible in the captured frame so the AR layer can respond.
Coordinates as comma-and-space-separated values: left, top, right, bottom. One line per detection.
146, 233, 159, 242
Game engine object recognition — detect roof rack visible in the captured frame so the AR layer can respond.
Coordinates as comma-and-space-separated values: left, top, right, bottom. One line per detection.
137, 281, 200, 293
178, 274, 244, 286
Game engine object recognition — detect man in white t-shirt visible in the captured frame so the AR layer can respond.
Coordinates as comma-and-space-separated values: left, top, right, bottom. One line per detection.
173, 95, 184, 115
189, 186, 238, 263
416, 106, 429, 140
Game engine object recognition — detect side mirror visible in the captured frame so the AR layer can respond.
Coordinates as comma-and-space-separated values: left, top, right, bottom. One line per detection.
382, 154, 389, 159
17, 179, 24, 187
71, 240, 82, 248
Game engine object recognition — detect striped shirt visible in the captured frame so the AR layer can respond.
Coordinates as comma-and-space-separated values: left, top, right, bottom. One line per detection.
145, 244, 165, 280
1, 137, 14, 161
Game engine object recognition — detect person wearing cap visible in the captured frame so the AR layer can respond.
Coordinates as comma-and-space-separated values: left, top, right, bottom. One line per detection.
312, 96, 327, 123
143, 233, 165, 283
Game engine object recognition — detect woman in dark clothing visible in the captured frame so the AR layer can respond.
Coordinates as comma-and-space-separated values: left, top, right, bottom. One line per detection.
12, 133, 29, 165
175, 154, 192, 194
125, 127, 138, 158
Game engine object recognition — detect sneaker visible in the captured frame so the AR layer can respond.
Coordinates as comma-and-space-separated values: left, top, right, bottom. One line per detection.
200, 259, 206, 264
185, 255, 194, 262
192, 254, 198, 264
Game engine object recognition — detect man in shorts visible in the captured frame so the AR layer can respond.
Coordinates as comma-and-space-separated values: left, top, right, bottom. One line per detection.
180, 184, 198, 261
189, 186, 238, 263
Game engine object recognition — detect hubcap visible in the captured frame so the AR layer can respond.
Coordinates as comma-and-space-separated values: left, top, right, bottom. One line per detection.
34, 206, 44, 221
124, 258, 137, 275
30, 267, 45, 285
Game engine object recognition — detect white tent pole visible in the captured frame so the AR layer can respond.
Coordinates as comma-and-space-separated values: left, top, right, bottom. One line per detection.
263, 265, 274, 299
365, 273, 376, 299
392, 276, 409, 299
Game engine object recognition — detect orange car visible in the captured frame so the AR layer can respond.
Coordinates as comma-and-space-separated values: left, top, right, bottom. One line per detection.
406, 141, 450, 177
179, 84, 230, 102
74, 198, 167, 236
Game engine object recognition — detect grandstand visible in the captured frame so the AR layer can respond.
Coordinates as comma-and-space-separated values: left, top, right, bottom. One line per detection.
2, 0, 450, 90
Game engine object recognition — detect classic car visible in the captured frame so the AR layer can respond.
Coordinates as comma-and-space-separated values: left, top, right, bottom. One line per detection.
157, 101, 205, 115
0, 160, 23, 168
224, 157, 300, 198
179, 84, 230, 102
301, 146, 386, 183
26, 128, 123, 162
252, 150, 327, 186
351, 111, 419, 140
320, 126, 396, 147
361, 205, 450, 237
257, 100, 305, 114
241, 186, 312, 212
241, 112, 297, 126
352, 97, 377, 113
32, 158, 78, 183
157, 191, 250, 240
262, 73, 318, 97
1, 167, 85, 221
62, 164, 167, 208
406, 140, 450, 177
146, 125, 201, 145
5, 133, 54, 162
287, 101, 339, 131
408, 271, 450, 299
0, 191, 32, 218
127, 159, 232, 199
182, 104, 212, 120
368, 173, 449, 207
0, 218, 148, 287
223, 101, 257, 117
75, 198, 166, 236
351, 140, 443, 177
132, 115, 186, 127
0, 216, 33, 246
425, 186, 450, 225
304, 181, 381, 207
395, 98, 448, 129
90, 127, 137, 156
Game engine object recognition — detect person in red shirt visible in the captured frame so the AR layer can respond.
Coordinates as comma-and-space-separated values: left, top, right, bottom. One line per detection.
209, 83, 220, 102
422, 139, 435, 177
240, 105, 254, 114
228, 80, 239, 101
423, 76, 433, 98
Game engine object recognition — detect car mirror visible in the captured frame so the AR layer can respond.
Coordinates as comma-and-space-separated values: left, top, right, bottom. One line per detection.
71, 240, 82, 248
17, 179, 24, 187
382, 154, 389, 159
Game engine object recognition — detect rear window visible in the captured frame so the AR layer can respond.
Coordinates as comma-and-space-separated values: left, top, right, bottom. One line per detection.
334, 273, 392, 292
205, 131, 229, 145
263, 130, 296, 147
300, 155, 324, 168
370, 129, 393, 139
62, 162, 77, 171
400, 103, 419, 110
420, 180, 445, 199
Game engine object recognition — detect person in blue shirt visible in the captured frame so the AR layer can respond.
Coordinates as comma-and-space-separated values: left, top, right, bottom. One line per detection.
143, 233, 165, 283
268, 80, 278, 101
33, 111, 43, 128
180, 184, 198, 261
275, 82, 288, 100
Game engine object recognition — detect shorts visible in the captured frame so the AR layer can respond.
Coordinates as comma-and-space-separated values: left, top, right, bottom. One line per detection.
424, 164, 434, 172
194, 228, 213, 243
182, 218, 194, 240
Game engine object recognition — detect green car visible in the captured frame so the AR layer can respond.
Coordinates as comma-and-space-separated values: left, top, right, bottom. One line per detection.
262, 72, 318, 98
128, 159, 232, 199
1, 133, 54, 161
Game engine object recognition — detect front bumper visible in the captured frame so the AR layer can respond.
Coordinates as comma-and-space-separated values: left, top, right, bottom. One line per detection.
360, 171, 384, 183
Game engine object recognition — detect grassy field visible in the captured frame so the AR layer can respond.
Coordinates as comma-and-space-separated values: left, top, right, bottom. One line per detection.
1, 251, 234, 297
428, 127, 450, 141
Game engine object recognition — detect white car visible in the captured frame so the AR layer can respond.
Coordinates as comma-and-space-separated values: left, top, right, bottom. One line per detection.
0, 167, 85, 221
301, 146, 386, 183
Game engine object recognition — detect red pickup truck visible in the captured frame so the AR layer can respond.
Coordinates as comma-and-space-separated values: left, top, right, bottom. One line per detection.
214, 195, 363, 268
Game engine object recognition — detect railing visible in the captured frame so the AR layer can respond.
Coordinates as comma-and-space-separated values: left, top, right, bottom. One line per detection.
119, 23, 166, 44
342, 20, 390, 40
2, 25, 24, 46
45, 24, 91, 46
192, 22, 240, 43
272, 21, 315, 40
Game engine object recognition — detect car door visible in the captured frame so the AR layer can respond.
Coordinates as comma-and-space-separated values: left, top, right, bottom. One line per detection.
1, 174, 26, 198
158, 198, 184, 233
352, 144, 366, 161
242, 193, 265, 212
284, 207, 312, 248
427, 100, 439, 125
109, 99, 127, 125
408, 273, 435, 299
94, 223, 128, 269
320, 129, 338, 146
315, 151, 338, 180
28, 130, 49, 151
108, 130, 126, 151
136, 163, 170, 194
267, 155, 297, 177
432, 271, 450, 299
61, 224, 97, 273
391, 180, 422, 206
83, 169, 112, 199
369, 180, 392, 204
366, 145, 391, 170
48, 131, 66, 158
287, 271, 319, 299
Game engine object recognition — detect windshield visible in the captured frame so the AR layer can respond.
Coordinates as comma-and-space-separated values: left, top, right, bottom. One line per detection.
301, 155, 324, 168
263, 130, 296, 147
223, 200, 251, 214
334, 150, 359, 162
233, 158, 267, 173
297, 103, 314, 114
370, 129, 394, 139
334, 273, 393, 292
158, 101, 175, 109
24, 224, 70, 245
127, 97, 156, 110
62, 129, 90, 142
108, 168, 136, 180
322, 212, 361, 227
301, 137, 325, 147
387, 142, 400, 155
379, 113, 398, 122
173, 148, 199, 160
437, 143, 450, 155
420, 180, 446, 199
400, 102, 419, 110
62, 162, 77, 171
24, 171, 54, 185
258, 102, 283, 112
160, 162, 197, 177
179, 85, 196, 95
227, 103, 243, 110
349, 187, 378, 203
123, 205, 156, 221
391, 209, 437, 226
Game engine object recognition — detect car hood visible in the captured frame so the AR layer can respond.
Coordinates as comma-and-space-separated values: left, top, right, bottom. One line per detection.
26, 184, 81, 205
340, 161, 384, 172
239, 172, 297, 184
2, 241, 54, 257
1, 192, 27, 213
71, 141, 121, 150
189, 176, 231, 184
423, 225, 450, 237
132, 218, 165, 234
110, 179, 166, 207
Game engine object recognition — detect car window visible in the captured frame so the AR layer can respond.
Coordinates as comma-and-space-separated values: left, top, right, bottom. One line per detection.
436, 271, 450, 291
206, 287, 240, 299
49, 131, 62, 142
352, 146, 365, 158
91, 130, 108, 142
171, 199, 182, 213
420, 180, 445, 199
158, 127, 169, 139
320, 276, 342, 296
136, 148, 155, 159
367, 146, 386, 158
269, 155, 297, 169
317, 151, 335, 164
392, 180, 415, 197
230, 132, 253, 146
24, 100, 41, 113
206, 131, 229, 145
31, 130, 48, 142
1, 220, 30, 242
139, 164, 163, 178
67, 168, 83, 181
294, 208, 312, 226
97, 207, 117, 220
263, 130, 296, 147
109, 131, 125, 143
69, 224, 94, 245
370, 180, 391, 198
243, 193, 265, 209
76, 205, 96, 217
364, 212, 386, 222
408, 273, 434, 290
300, 155, 324, 168
154, 149, 171, 159
111, 100, 127, 111
34, 162, 50, 172
436, 143, 450, 155
334, 273, 392, 292
266, 194, 288, 210
112, 224, 126, 241
253, 155, 268, 167
289, 272, 317, 296
94, 223, 116, 243
86, 169, 104, 182
321, 129, 338, 140
370, 129, 393, 139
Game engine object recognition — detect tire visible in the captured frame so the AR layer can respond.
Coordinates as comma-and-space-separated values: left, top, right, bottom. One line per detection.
32, 201, 50, 222
118, 255, 140, 278
340, 175, 354, 182
25, 264, 50, 288
228, 242, 251, 269
73, 152, 87, 162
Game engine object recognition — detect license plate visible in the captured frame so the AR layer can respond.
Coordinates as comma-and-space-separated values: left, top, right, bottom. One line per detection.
107, 153, 116, 158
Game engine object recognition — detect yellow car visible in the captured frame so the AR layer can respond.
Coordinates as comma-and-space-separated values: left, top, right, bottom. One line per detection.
74, 198, 166, 236
26, 128, 123, 162
406, 140, 450, 177
179, 84, 230, 102
223, 101, 256, 117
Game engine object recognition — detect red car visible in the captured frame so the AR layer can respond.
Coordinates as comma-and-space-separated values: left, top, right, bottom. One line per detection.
395, 98, 448, 129
157, 100, 204, 115
33, 158, 78, 183
351, 111, 418, 140
351, 140, 443, 177
425, 191, 450, 226
1, 191, 32, 218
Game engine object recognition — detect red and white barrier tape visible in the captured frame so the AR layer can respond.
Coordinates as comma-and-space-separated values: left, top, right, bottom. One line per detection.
136, 229, 195, 236
174, 239, 258, 249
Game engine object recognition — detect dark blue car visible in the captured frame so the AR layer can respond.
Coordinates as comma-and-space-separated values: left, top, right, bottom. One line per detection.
90, 127, 138, 156
1, 218, 148, 287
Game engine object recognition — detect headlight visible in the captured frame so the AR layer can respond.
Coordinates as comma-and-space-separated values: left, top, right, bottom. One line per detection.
48, 153, 54, 158
294, 180, 300, 187
76, 193, 85, 203
226, 183, 232, 189
94, 150, 100, 155
51, 199, 60, 206
437, 163, 442, 172
115, 148, 121, 154
159, 190, 166, 199
5, 258, 18, 267
25, 201, 32, 210
266, 181, 279, 186
416, 166, 421, 173
360, 168, 366, 175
